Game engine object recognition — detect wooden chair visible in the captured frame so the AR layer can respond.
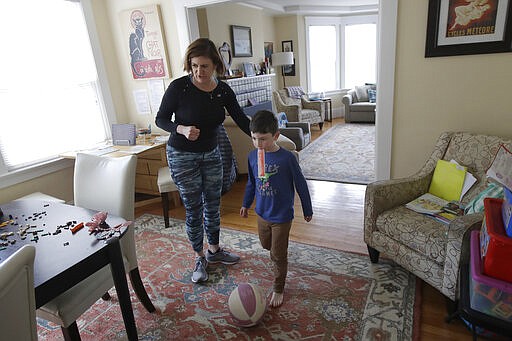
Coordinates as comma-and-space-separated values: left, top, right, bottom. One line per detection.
157, 166, 179, 228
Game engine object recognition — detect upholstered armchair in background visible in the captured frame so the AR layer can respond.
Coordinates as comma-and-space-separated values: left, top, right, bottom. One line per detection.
342, 84, 376, 123
364, 132, 512, 302
273, 90, 324, 130
276, 111, 311, 151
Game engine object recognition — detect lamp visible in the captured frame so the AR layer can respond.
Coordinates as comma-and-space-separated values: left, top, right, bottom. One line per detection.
271, 52, 294, 87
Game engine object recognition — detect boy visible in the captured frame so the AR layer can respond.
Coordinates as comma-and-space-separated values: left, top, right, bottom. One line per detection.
240, 110, 313, 307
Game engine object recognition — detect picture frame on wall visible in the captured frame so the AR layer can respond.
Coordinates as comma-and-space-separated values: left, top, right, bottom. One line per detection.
281, 40, 295, 76
282, 40, 293, 52
425, 0, 512, 57
231, 25, 253, 57
120, 5, 170, 79
264, 41, 273, 63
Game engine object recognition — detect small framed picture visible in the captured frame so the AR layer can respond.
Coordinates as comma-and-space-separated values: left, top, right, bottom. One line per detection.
231, 25, 253, 57
282, 40, 293, 52
243, 62, 256, 77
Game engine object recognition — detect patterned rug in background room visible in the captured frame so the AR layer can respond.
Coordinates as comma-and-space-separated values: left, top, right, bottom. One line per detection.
299, 123, 376, 184
37, 214, 420, 341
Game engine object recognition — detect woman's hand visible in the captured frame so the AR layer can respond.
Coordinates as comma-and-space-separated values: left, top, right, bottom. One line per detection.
240, 207, 249, 218
177, 125, 200, 141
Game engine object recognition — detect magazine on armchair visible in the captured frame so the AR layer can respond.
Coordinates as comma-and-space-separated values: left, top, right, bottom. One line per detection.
405, 193, 464, 224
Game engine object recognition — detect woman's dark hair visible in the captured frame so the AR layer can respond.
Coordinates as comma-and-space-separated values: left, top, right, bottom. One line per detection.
250, 110, 278, 135
183, 38, 225, 76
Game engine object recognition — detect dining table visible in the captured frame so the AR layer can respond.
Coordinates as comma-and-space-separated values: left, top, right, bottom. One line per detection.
0, 199, 138, 340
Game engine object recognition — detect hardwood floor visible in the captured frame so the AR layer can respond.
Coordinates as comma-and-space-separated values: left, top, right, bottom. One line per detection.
135, 118, 473, 340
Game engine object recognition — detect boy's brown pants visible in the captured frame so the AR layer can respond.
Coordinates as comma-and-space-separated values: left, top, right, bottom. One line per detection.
257, 215, 292, 294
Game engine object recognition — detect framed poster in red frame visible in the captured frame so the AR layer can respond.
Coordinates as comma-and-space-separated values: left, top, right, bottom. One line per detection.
425, 0, 512, 57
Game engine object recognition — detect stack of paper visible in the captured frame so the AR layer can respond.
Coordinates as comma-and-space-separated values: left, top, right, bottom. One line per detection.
428, 159, 476, 201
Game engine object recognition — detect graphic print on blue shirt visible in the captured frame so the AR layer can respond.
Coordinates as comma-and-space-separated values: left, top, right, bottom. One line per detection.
258, 163, 279, 196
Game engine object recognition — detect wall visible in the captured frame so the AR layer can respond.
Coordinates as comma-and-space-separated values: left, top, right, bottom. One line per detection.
201, 3, 272, 73
274, 15, 301, 89
391, 1, 512, 177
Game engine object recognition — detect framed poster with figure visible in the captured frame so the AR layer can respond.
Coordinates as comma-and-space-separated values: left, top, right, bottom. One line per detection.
120, 5, 171, 79
425, 0, 512, 57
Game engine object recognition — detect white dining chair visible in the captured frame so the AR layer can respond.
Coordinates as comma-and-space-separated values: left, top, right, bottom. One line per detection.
0, 245, 37, 341
36, 153, 155, 340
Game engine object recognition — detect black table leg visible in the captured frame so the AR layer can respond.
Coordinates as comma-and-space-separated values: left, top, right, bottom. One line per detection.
107, 237, 138, 341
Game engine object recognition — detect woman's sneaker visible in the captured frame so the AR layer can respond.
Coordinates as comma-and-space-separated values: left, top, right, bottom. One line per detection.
191, 256, 208, 283
206, 248, 240, 265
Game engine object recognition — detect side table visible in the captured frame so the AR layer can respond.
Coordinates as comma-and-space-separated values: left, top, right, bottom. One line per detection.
310, 97, 333, 122
322, 98, 333, 122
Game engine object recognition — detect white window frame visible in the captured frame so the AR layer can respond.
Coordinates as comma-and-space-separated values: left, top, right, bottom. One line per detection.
0, 0, 117, 189
305, 14, 378, 93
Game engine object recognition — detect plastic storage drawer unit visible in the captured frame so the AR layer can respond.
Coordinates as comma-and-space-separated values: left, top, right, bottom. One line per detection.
479, 198, 512, 283
470, 230, 512, 322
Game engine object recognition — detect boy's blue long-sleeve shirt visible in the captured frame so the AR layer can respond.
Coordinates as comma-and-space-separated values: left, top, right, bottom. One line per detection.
243, 148, 313, 223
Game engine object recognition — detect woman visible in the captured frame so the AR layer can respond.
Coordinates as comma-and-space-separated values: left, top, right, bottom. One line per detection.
155, 38, 251, 283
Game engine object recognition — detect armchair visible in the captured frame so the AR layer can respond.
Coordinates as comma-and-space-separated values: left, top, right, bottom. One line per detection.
276, 111, 311, 151
364, 132, 512, 301
273, 89, 324, 129
342, 85, 376, 123
224, 115, 298, 174
280, 122, 311, 151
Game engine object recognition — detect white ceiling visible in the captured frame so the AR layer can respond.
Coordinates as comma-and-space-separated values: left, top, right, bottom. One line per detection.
191, 0, 379, 15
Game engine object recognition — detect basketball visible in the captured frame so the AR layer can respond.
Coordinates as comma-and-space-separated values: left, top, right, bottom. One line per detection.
227, 283, 268, 327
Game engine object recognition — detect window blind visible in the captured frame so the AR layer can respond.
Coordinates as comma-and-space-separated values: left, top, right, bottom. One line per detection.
0, 0, 109, 171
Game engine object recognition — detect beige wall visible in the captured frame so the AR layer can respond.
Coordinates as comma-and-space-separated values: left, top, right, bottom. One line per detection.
391, 1, 512, 177
202, 3, 271, 73
0, 168, 74, 203
274, 15, 301, 88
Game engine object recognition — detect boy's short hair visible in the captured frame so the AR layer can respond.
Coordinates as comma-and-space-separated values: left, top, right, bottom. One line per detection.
249, 110, 278, 135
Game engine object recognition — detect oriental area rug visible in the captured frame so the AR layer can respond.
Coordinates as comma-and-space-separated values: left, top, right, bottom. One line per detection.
299, 123, 376, 184
37, 215, 420, 341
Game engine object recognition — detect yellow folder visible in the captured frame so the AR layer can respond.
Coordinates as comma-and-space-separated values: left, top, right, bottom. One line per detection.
428, 159, 467, 202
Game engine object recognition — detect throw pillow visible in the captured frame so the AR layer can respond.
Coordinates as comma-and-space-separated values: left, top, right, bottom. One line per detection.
354, 86, 369, 102
368, 89, 377, 103
276, 112, 288, 129
465, 182, 504, 214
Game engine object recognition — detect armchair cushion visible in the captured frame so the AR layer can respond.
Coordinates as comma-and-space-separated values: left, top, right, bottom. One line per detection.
355, 85, 370, 102
368, 89, 377, 103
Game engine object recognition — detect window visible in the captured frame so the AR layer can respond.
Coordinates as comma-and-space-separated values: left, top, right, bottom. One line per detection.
306, 15, 377, 93
0, 0, 112, 175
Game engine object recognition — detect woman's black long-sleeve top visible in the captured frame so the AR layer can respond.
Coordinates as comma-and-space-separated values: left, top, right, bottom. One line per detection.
155, 75, 251, 152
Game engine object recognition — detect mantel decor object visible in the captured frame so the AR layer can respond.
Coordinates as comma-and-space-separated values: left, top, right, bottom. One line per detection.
218, 42, 233, 76
425, 0, 512, 57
